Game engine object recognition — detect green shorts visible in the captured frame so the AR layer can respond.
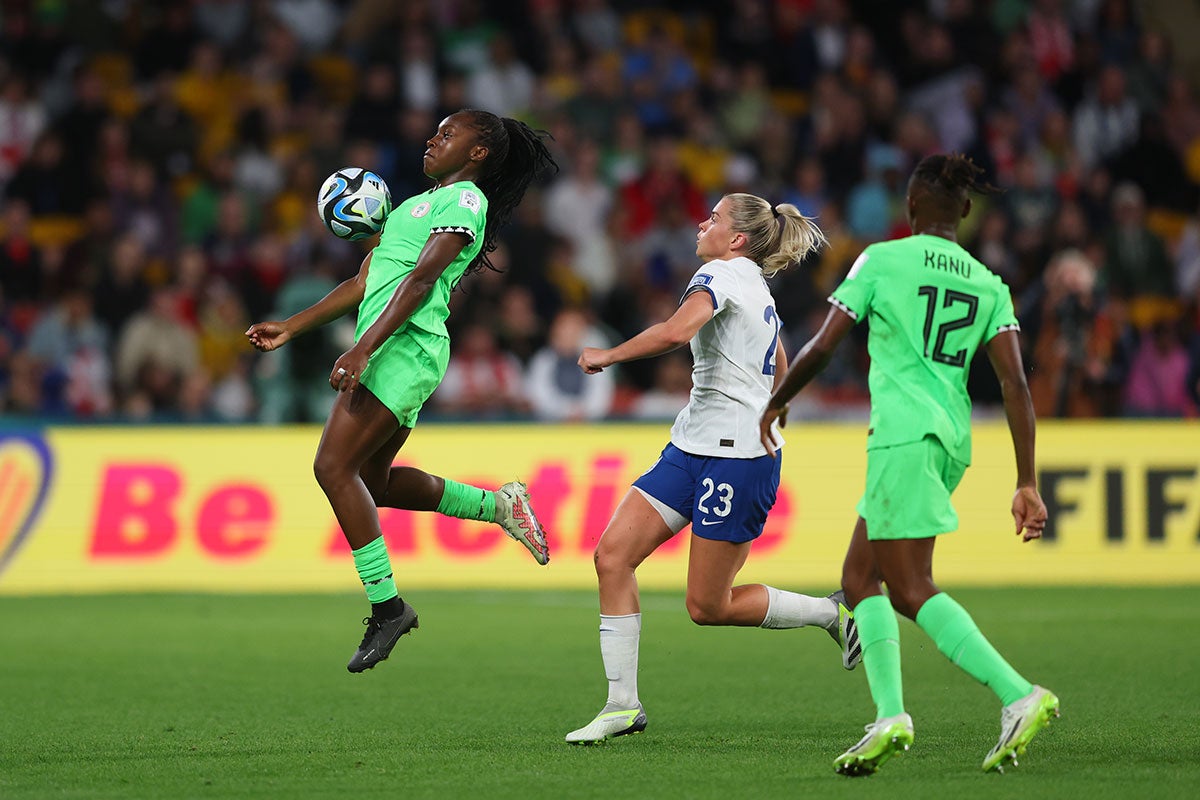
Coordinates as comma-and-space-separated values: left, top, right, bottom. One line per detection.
856, 435, 968, 540
359, 326, 450, 428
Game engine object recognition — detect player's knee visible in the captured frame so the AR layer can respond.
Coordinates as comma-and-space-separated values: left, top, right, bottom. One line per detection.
592, 546, 621, 579
685, 596, 723, 626
888, 586, 928, 620
843, 575, 880, 608
312, 453, 349, 493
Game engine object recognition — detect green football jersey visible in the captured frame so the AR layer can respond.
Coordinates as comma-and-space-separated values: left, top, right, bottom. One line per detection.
830, 233, 1019, 463
355, 180, 487, 343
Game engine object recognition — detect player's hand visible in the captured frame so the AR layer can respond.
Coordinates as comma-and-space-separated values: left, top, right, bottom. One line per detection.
330, 346, 369, 393
1012, 485, 1048, 542
245, 321, 292, 352
759, 403, 788, 458
578, 347, 610, 374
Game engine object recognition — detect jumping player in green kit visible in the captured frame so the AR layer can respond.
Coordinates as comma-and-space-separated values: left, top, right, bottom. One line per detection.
759, 154, 1058, 775
247, 110, 556, 673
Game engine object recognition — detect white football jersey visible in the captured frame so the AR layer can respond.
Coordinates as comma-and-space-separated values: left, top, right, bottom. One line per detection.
670, 257, 785, 458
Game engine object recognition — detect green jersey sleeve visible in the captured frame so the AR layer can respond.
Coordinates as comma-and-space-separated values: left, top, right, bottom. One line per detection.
830, 249, 876, 322
984, 279, 1020, 342
427, 184, 486, 243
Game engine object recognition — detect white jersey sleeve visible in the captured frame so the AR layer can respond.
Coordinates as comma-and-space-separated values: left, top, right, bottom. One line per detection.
682, 265, 739, 316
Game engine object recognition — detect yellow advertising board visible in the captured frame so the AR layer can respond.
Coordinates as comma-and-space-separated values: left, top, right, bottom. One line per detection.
1, 421, 1198, 595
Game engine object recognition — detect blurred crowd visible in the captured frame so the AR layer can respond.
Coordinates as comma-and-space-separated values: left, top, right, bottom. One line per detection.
2, 0, 1199, 424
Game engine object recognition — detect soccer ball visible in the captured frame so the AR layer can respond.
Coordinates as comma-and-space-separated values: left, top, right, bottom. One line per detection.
316, 167, 393, 240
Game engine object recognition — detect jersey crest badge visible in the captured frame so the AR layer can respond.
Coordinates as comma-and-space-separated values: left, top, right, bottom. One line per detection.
459, 190, 482, 214
411, 201, 431, 218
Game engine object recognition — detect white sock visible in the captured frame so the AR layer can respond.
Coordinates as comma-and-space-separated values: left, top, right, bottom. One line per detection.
760, 586, 836, 629
599, 613, 641, 709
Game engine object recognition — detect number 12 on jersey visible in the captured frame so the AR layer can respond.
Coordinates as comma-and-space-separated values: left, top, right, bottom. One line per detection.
917, 285, 978, 368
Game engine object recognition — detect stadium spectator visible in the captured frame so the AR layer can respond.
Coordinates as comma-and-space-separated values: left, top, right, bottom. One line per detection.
253, 257, 345, 424
23, 287, 111, 417
397, 29, 440, 113
628, 350, 691, 421
6, 130, 85, 215
465, 33, 535, 118
129, 75, 200, 183
526, 307, 613, 422
1024, 249, 1122, 417
1102, 182, 1175, 299
1072, 64, 1140, 169
618, 137, 707, 239
0, 74, 47, 190
271, 0, 342, 53
114, 285, 202, 415
109, 158, 179, 261
92, 233, 151, 342
543, 138, 616, 297
431, 322, 528, 418
1124, 318, 1195, 417
0, 199, 42, 305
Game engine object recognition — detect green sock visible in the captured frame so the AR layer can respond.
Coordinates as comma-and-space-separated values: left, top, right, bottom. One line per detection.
351, 536, 398, 604
855, 594, 905, 719
915, 592, 1034, 706
436, 478, 496, 522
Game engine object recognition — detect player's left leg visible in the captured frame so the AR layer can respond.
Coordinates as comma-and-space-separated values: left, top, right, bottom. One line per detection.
313, 387, 419, 672
910, 586, 1059, 772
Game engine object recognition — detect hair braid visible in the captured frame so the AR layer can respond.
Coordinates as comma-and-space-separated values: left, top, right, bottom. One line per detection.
459, 110, 558, 276
911, 153, 999, 207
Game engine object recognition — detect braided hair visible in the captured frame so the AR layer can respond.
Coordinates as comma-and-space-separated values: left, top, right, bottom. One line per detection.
457, 109, 558, 276
909, 153, 998, 215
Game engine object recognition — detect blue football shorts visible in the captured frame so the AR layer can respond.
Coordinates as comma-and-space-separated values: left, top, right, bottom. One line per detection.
632, 442, 782, 543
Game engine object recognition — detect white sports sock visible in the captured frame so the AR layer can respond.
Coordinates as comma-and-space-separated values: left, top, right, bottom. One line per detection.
599, 613, 641, 709
760, 586, 836, 629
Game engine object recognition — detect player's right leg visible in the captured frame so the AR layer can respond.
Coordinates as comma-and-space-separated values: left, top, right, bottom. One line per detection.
834, 517, 914, 774
565, 488, 678, 744
834, 713, 914, 776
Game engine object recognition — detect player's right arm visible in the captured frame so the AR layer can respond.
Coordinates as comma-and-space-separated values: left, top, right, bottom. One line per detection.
578, 291, 713, 373
245, 250, 373, 352
985, 328, 1048, 542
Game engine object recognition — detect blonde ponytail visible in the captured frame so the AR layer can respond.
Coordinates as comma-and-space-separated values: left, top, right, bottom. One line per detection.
723, 193, 827, 277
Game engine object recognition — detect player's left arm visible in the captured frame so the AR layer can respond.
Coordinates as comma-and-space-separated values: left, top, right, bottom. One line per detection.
579, 291, 712, 373
985, 328, 1048, 542
331, 231, 469, 392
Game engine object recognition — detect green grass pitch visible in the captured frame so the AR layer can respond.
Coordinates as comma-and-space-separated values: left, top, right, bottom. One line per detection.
1, 587, 1196, 799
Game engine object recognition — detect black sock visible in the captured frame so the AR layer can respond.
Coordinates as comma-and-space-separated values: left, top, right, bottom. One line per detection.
371, 596, 404, 619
